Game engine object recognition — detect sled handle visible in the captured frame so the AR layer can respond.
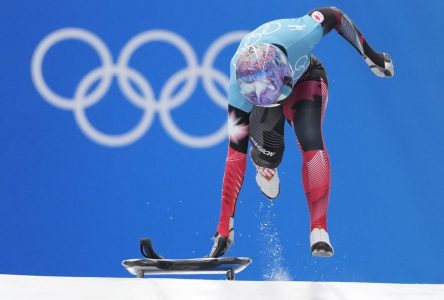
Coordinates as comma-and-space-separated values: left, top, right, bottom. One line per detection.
140, 238, 163, 259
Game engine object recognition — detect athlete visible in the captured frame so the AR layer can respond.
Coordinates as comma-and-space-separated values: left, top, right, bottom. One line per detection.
209, 7, 394, 258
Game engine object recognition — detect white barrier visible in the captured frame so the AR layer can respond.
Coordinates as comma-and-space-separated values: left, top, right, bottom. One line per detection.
0, 274, 443, 300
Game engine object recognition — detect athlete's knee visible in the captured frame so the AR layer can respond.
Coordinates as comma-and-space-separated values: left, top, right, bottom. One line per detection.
250, 139, 284, 169
292, 105, 324, 151
295, 126, 324, 151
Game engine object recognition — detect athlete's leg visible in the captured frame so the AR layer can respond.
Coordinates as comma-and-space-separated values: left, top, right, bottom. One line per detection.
249, 105, 285, 168
283, 56, 333, 256
249, 105, 285, 199
210, 105, 250, 258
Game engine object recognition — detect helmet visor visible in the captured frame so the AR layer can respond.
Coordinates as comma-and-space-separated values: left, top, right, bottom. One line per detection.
235, 44, 293, 106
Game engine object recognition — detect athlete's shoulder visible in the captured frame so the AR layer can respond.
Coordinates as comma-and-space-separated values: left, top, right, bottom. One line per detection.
242, 16, 322, 42
288, 14, 323, 30
250, 15, 319, 31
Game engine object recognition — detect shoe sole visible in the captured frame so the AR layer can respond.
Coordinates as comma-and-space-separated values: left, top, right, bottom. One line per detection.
312, 249, 334, 257
260, 183, 280, 200
311, 241, 334, 257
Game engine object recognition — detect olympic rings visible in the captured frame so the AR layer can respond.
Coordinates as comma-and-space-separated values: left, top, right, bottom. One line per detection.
31, 28, 248, 148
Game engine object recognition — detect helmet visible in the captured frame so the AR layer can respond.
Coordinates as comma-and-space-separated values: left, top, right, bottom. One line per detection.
235, 43, 294, 107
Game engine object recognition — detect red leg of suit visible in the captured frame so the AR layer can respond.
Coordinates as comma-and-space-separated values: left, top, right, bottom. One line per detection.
284, 70, 331, 231
216, 146, 246, 237
302, 149, 331, 231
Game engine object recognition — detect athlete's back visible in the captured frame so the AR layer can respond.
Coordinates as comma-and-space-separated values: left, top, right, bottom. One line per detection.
229, 15, 324, 112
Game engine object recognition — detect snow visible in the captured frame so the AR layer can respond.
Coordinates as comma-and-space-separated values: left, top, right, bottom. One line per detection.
0, 274, 443, 300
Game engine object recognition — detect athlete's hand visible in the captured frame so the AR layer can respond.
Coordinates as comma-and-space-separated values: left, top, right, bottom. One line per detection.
364, 52, 394, 77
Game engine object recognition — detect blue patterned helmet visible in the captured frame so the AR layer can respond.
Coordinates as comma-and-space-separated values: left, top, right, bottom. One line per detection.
235, 44, 294, 107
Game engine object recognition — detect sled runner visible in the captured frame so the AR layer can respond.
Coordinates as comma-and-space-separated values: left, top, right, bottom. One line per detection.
122, 238, 252, 280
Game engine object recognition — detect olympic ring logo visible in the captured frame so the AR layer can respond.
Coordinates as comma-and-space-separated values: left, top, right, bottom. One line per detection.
232, 21, 282, 68
294, 55, 310, 81
241, 22, 282, 47
31, 28, 247, 148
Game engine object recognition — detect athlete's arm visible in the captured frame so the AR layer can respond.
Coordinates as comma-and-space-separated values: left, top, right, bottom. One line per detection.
309, 7, 394, 77
216, 104, 249, 237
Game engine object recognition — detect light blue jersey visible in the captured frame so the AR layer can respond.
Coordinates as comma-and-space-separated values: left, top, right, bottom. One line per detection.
229, 15, 323, 112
